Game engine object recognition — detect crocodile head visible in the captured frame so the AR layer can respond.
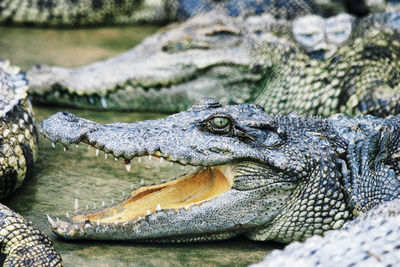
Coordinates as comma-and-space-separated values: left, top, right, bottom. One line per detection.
28, 12, 271, 113
39, 98, 373, 243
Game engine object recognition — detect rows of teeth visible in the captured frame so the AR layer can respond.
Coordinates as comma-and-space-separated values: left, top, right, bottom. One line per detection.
51, 142, 199, 172
47, 141, 209, 228
47, 194, 200, 229
38, 93, 109, 109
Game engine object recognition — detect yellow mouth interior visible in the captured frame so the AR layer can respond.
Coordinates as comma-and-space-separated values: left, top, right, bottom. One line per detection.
72, 165, 235, 224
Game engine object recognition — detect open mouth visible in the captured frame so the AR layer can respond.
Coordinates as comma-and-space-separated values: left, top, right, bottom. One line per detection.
47, 140, 235, 228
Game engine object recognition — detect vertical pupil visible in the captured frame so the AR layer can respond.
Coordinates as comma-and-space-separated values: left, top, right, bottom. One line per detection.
213, 117, 228, 128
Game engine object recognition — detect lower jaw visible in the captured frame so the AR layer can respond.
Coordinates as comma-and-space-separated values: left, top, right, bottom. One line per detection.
48, 164, 239, 241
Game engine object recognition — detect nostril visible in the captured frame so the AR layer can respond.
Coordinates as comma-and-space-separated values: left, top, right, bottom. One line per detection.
309, 50, 328, 60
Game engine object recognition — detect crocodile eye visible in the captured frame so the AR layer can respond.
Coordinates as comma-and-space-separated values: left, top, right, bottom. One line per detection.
201, 115, 233, 134
212, 117, 229, 129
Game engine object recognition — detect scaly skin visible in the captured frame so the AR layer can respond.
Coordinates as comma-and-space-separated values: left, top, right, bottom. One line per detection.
28, 11, 400, 116
255, 12, 400, 117
40, 98, 400, 243
253, 198, 400, 266
0, 61, 62, 266
0, 204, 62, 266
0, 60, 37, 198
0, 0, 316, 26
0, 0, 167, 26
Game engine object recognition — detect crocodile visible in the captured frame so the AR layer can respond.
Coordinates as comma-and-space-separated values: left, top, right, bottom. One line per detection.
40, 98, 400, 245
27, 10, 359, 113
253, 198, 400, 266
27, 11, 272, 112
0, 60, 62, 266
0, 0, 317, 26
28, 11, 400, 116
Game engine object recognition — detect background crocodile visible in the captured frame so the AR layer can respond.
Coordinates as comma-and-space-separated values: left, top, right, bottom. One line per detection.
23, 11, 334, 111
40, 98, 400, 245
0, 60, 62, 266
28, 11, 400, 116
28, 11, 270, 112
0, 0, 317, 26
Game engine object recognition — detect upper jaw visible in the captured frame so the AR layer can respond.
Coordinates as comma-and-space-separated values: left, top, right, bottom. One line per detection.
39, 108, 271, 167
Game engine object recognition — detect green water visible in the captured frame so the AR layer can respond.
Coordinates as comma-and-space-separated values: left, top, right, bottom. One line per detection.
0, 25, 160, 70
0, 26, 278, 266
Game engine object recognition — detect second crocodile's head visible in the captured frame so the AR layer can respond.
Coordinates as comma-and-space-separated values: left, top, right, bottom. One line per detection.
28, 12, 272, 113
40, 98, 354, 243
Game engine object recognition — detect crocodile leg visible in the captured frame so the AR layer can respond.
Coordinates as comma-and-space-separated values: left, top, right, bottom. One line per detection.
0, 204, 62, 266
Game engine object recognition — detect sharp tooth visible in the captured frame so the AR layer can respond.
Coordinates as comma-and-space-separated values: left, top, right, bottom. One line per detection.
140, 179, 144, 186
181, 165, 184, 170
148, 155, 152, 161
52, 142, 55, 148
125, 162, 131, 172
102, 201, 105, 207
105, 153, 108, 159
97, 220, 100, 226
130, 184, 134, 190
74, 198, 80, 211
66, 212, 70, 218
101, 97, 107, 108
122, 191, 126, 198
138, 157, 142, 163
147, 210, 151, 215
76, 144, 79, 148
156, 204, 162, 211
63, 146, 68, 152
160, 157, 164, 163
161, 179, 166, 183
56, 217, 60, 222
96, 149, 99, 156
93, 203, 96, 209
47, 215, 57, 228
112, 199, 115, 205
170, 162, 174, 167
86, 205, 89, 210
